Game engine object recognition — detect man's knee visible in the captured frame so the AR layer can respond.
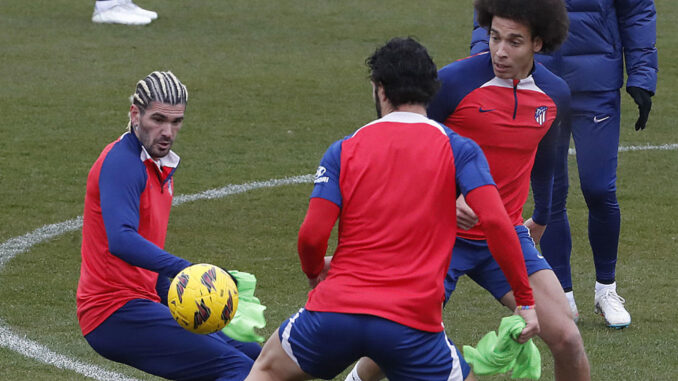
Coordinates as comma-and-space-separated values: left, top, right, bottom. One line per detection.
581, 183, 618, 210
541, 322, 584, 356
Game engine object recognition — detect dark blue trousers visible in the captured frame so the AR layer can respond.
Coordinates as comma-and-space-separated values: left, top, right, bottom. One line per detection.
540, 90, 621, 289
85, 299, 261, 381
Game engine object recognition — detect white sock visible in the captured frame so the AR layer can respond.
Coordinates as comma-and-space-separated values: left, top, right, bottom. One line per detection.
595, 281, 616, 293
345, 364, 363, 381
565, 290, 576, 304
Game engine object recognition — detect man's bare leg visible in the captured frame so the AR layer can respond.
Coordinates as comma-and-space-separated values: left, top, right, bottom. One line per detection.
500, 269, 590, 381
347, 357, 476, 381
348, 270, 589, 381
245, 328, 312, 381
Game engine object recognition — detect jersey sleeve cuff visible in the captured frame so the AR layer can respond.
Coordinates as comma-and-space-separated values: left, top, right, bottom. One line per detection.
531, 210, 549, 226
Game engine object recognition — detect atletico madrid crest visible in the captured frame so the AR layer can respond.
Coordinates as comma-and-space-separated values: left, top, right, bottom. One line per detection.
534, 106, 548, 126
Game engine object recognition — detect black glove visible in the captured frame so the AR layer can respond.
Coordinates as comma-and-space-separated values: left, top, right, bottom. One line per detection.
220, 267, 239, 288
626, 86, 653, 131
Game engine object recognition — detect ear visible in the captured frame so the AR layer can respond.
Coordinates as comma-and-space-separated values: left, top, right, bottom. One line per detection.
129, 104, 141, 128
375, 83, 387, 102
532, 36, 543, 53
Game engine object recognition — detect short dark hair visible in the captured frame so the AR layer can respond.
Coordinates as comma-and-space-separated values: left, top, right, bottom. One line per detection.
366, 37, 440, 107
475, 0, 569, 53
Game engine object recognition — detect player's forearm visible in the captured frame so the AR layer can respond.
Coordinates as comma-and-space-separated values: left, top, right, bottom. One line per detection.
156, 274, 171, 305
530, 176, 552, 225
298, 198, 339, 279
466, 185, 535, 306
618, 0, 658, 92
298, 234, 328, 279
530, 132, 557, 225
107, 228, 191, 278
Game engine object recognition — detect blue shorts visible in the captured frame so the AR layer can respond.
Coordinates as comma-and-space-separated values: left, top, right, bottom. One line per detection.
85, 299, 261, 381
278, 308, 470, 381
445, 225, 551, 303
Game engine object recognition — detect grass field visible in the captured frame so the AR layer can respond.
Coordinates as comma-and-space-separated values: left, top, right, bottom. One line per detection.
0, 0, 676, 380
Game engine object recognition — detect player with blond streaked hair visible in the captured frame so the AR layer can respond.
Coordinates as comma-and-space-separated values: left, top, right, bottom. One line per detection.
77, 71, 260, 380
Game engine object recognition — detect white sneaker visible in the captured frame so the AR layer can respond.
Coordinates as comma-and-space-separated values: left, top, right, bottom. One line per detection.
92, 3, 152, 25
595, 288, 631, 328
121, 0, 158, 20
565, 291, 580, 323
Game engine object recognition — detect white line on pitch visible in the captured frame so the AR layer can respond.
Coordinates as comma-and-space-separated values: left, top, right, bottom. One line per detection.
0, 174, 313, 380
568, 143, 678, 155
0, 323, 138, 381
0, 141, 675, 378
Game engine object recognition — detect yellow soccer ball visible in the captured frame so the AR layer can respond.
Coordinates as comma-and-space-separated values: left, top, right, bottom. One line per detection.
167, 264, 239, 334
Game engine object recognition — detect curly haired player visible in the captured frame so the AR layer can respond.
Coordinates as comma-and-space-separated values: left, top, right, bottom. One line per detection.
349, 1, 590, 380
246, 37, 538, 381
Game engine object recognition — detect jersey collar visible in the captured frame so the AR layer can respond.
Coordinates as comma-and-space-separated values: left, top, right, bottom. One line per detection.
140, 145, 180, 170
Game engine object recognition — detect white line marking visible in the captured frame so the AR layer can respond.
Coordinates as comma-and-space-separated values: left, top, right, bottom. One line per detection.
172, 174, 314, 206
0, 322, 138, 381
0, 142, 674, 378
568, 143, 678, 155
0, 217, 83, 269
0, 174, 313, 380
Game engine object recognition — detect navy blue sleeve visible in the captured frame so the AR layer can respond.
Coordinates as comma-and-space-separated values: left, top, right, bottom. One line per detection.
530, 122, 558, 225
428, 65, 460, 123
530, 81, 571, 225
616, 0, 658, 93
156, 275, 171, 305
470, 11, 490, 55
99, 150, 191, 279
446, 128, 495, 195
309, 139, 343, 208
429, 56, 492, 124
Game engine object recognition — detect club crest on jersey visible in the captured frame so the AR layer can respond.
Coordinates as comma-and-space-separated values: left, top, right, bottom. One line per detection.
314, 166, 329, 183
200, 267, 218, 293
175, 273, 190, 303
534, 106, 548, 126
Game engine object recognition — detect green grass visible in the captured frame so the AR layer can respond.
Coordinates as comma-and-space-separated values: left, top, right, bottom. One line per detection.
0, 0, 676, 380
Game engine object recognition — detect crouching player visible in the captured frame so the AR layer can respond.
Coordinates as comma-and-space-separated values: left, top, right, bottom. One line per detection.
77, 71, 260, 380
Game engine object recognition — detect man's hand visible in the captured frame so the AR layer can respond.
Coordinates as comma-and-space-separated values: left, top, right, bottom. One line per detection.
514, 306, 540, 344
456, 195, 478, 230
308, 256, 332, 289
524, 218, 546, 244
221, 267, 239, 287
626, 86, 653, 131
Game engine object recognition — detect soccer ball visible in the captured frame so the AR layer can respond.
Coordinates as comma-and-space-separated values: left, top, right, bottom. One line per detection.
167, 263, 239, 334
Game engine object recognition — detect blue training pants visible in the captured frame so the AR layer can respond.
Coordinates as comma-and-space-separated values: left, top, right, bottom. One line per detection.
85, 299, 261, 381
540, 90, 621, 289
